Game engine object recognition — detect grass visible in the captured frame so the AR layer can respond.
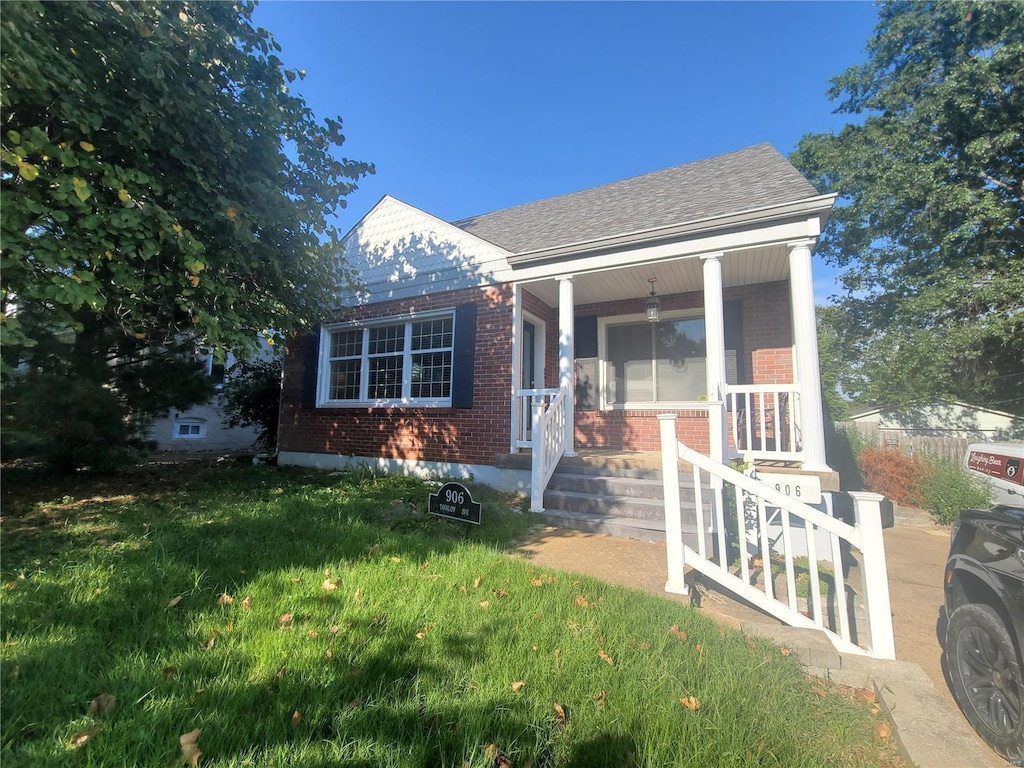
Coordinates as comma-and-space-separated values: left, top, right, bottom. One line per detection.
0, 458, 904, 767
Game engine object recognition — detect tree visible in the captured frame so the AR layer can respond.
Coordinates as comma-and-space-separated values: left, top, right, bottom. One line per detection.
1, 1, 372, 468
793, 1, 1024, 414
220, 357, 284, 452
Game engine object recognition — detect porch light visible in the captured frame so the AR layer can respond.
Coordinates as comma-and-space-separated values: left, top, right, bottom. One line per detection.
646, 278, 661, 322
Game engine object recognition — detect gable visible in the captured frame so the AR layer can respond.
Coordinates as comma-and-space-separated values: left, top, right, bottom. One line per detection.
341, 196, 514, 304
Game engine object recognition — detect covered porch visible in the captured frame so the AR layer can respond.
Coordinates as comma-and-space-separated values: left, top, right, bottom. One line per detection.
501, 197, 835, 511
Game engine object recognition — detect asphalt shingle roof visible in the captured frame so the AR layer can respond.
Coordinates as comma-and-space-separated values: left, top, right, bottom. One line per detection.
452, 143, 821, 255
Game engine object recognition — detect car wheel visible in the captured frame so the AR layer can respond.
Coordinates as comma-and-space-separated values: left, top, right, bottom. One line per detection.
946, 603, 1024, 761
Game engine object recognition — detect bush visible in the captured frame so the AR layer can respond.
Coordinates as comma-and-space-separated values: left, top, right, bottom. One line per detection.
220, 358, 283, 451
858, 446, 931, 508
919, 454, 993, 525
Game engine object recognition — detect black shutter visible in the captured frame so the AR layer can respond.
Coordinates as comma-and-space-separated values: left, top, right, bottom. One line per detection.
724, 300, 745, 384
301, 331, 320, 409
574, 315, 598, 359
451, 303, 477, 408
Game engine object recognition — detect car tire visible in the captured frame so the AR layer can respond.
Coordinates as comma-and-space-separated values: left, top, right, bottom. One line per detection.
946, 602, 1024, 761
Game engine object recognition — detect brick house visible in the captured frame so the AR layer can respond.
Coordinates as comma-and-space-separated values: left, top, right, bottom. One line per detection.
278, 144, 836, 504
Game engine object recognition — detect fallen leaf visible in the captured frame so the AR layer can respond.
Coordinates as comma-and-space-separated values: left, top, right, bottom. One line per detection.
179, 728, 202, 766
479, 600, 490, 609
669, 624, 687, 641
532, 645, 539, 652
511, 681, 526, 692
473, 577, 481, 589
598, 649, 614, 665
877, 722, 892, 739
325, 649, 333, 658
780, 647, 791, 656
389, 556, 401, 563
276, 666, 286, 679
812, 686, 828, 699
553, 647, 561, 658
330, 624, 340, 634
292, 710, 302, 726
575, 595, 589, 608
195, 687, 205, 695
459, 585, 468, 595
354, 588, 361, 602
493, 588, 509, 598
870, 704, 881, 716
855, 688, 877, 704
200, 636, 215, 651
69, 724, 100, 749
167, 595, 183, 609
88, 693, 117, 717
224, 621, 233, 632
484, 744, 498, 759
290, 576, 300, 583
322, 579, 341, 591
415, 629, 427, 640
593, 689, 608, 707
308, 630, 319, 639
531, 578, 544, 587
217, 593, 233, 605
278, 613, 293, 626
553, 702, 567, 722
242, 595, 252, 610
679, 696, 701, 710
695, 643, 704, 656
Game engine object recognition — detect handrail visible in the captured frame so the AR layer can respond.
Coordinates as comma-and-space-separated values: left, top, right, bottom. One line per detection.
514, 388, 560, 448
659, 413, 895, 659
530, 385, 568, 512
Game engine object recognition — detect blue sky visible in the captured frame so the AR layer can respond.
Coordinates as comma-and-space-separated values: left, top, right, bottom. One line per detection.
254, 1, 881, 303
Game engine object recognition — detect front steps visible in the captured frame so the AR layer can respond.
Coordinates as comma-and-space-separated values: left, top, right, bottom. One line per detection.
538, 456, 710, 544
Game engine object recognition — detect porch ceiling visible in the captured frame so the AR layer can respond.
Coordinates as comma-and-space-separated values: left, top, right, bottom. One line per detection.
520, 245, 790, 306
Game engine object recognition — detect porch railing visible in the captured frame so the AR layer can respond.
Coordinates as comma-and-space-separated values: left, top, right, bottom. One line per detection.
658, 413, 895, 659
530, 385, 569, 512
726, 385, 802, 461
514, 388, 560, 449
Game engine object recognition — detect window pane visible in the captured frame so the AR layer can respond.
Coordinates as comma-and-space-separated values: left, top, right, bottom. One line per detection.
368, 355, 403, 399
411, 351, 452, 398
329, 359, 361, 400
655, 319, 706, 401
330, 329, 362, 359
412, 318, 453, 351
369, 324, 404, 354
607, 324, 654, 403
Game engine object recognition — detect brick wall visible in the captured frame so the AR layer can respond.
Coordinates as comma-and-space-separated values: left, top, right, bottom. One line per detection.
279, 285, 514, 466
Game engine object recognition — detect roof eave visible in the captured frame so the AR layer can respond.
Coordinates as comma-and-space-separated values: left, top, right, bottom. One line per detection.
506, 193, 838, 263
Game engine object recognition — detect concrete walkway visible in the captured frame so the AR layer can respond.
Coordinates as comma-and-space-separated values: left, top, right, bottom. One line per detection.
514, 513, 1009, 767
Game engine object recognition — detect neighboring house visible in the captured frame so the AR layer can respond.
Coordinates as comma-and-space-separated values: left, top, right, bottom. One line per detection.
277, 144, 837, 497
849, 401, 1024, 441
150, 339, 277, 451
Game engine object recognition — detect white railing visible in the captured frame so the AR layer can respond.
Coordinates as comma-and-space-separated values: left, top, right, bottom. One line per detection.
658, 414, 895, 659
727, 385, 802, 461
530, 386, 569, 512
514, 388, 560, 448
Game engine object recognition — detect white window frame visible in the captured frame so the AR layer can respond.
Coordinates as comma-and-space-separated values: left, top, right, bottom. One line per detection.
597, 309, 709, 410
317, 309, 456, 408
173, 420, 207, 439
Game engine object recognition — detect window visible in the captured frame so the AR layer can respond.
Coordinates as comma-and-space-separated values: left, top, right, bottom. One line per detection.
322, 313, 454, 405
605, 316, 707, 405
174, 420, 206, 439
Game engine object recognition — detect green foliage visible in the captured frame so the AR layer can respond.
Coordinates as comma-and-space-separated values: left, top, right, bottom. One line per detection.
793, 2, 1024, 414
1, 1, 371, 469
220, 356, 284, 451
919, 454, 992, 525
817, 305, 852, 421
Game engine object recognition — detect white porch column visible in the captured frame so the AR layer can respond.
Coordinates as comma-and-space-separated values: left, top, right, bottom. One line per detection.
788, 240, 829, 471
558, 276, 577, 457
702, 253, 728, 465
509, 283, 523, 453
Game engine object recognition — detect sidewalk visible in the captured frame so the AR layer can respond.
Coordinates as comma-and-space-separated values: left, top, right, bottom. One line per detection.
514, 514, 1008, 767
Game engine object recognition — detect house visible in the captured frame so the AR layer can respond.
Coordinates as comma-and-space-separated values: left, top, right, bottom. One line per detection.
150, 338, 278, 451
849, 401, 1024, 441
277, 143, 838, 503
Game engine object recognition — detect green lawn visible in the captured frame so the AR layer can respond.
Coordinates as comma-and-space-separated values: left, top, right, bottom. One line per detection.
0, 460, 903, 767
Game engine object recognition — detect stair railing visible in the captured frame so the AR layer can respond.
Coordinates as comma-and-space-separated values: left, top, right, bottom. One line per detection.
658, 413, 895, 659
530, 385, 569, 512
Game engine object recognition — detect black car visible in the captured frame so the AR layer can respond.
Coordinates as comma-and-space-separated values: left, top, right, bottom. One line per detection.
943, 504, 1024, 763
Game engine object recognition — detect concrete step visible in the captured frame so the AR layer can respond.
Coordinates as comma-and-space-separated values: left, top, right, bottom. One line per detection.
546, 471, 704, 503
537, 508, 711, 545
542, 488, 695, 523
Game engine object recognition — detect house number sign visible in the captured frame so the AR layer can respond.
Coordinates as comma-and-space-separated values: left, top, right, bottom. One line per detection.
429, 482, 481, 525
754, 472, 822, 504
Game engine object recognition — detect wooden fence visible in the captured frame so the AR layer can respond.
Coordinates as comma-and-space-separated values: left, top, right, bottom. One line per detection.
834, 421, 968, 464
